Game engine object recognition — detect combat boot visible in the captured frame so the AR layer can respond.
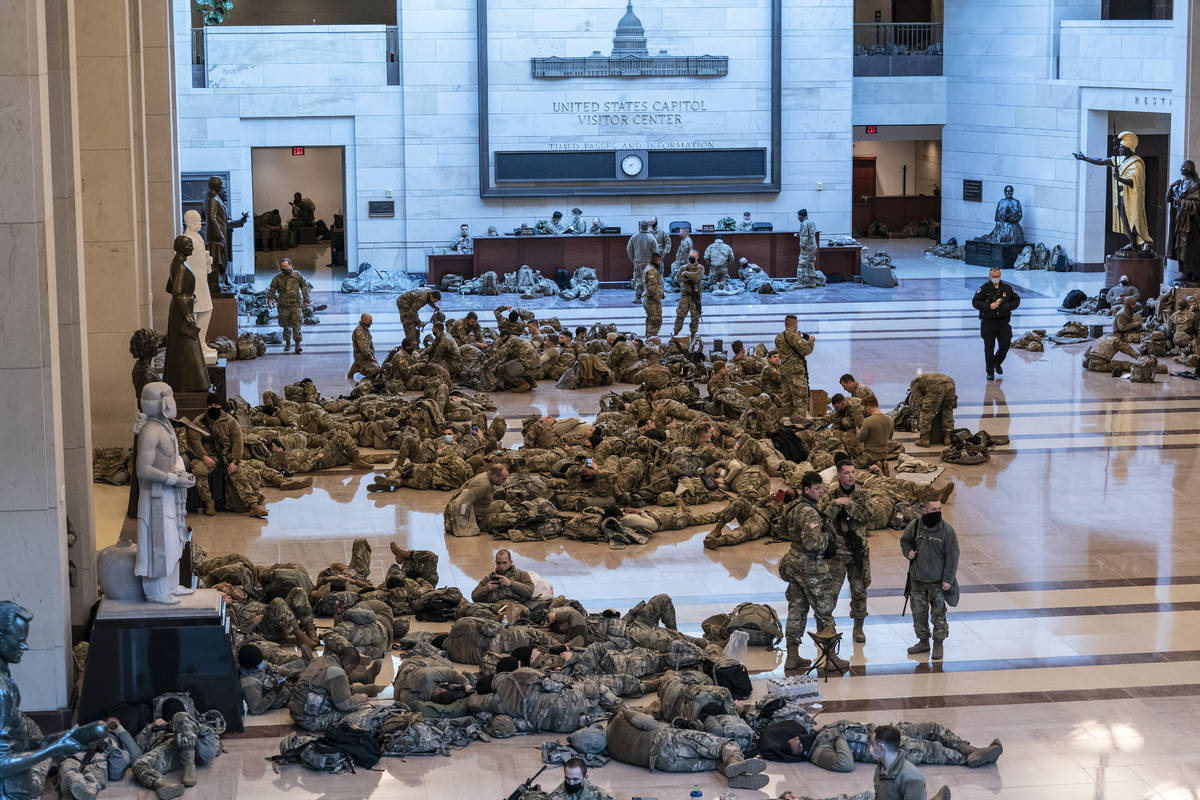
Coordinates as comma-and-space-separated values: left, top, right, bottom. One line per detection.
719, 742, 768, 790
389, 542, 409, 562
827, 652, 851, 674
916, 436, 931, 447
347, 368, 356, 381
152, 780, 185, 799
180, 746, 197, 787
853, 619, 866, 643
928, 786, 952, 800
784, 640, 810, 671
279, 476, 312, 491
203, 500, 215, 516
966, 739, 1003, 768
931, 639, 944, 660
907, 638, 930, 655
936, 481, 955, 503
248, 503, 268, 518
638, 676, 663, 693
294, 345, 303, 354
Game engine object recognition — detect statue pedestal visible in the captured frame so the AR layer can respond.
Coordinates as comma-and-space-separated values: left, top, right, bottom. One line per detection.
77, 589, 244, 733
175, 360, 227, 420
1105, 253, 1163, 300
965, 240, 1023, 269
208, 295, 239, 343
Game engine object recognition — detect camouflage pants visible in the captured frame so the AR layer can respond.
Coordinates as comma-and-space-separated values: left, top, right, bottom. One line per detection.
644, 298, 663, 337
401, 312, 421, 346
915, 389, 955, 437
673, 293, 702, 337
827, 554, 871, 621
910, 579, 948, 641
779, 552, 835, 643
631, 262, 649, 300
278, 304, 302, 345
649, 728, 735, 772
624, 593, 677, 630
284, 429, 361, 473
350, 357, 379, 379
704, 500, 770, 548
781, 372, 810, 418
350, 538, 371, 579
897, 721, 968, 765
260, 596, 301, 641
59, 750, 108, 799
191, 458, 263, 510
132, 715, 219, 789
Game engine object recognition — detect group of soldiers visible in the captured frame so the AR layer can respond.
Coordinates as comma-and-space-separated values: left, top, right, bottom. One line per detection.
182, 539, 998, 798
1080, 284, 1199, 377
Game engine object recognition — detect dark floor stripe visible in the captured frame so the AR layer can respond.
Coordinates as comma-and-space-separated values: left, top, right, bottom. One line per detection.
823, 649, 1200, 680
816, 683, 1200, 713
837, 601, 1200, 628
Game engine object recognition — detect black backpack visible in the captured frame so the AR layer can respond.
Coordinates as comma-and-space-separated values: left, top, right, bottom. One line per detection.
324, 720, 383, 768
714, 663, 752, 700
1061, 289, 1086, 309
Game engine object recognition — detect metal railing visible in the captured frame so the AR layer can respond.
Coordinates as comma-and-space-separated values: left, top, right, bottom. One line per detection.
854, 22, 942, 76
191, 28, 207, 87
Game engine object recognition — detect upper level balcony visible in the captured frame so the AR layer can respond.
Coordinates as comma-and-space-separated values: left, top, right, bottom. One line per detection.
190, 25, 399, 89
854, 23, 942, 77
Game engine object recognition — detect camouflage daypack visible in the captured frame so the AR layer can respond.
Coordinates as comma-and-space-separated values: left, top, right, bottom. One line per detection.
703, 602, 783, 647
267, 733, 354, 775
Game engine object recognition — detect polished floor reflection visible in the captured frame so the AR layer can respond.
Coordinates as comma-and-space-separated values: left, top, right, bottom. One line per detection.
91, 241, 1200, 799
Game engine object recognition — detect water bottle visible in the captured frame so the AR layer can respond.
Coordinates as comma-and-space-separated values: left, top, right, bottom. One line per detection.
690, 786, 703, 798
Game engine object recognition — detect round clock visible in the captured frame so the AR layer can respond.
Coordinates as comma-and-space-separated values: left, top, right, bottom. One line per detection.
620, 153, 644, 177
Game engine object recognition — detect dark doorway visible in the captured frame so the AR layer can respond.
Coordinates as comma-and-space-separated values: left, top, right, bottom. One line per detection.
892, 0, 932, 22
1104, 133, 1168, 255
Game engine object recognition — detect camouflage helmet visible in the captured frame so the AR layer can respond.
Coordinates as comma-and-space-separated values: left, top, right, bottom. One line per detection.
657, 491, 678, 506
488, 714, 517, 739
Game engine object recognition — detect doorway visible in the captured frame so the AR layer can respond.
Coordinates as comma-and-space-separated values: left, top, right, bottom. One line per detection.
250, 146, 347, 291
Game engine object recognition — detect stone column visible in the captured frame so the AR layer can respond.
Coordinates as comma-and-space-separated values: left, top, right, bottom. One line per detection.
47, 0, 98, 626
1171, 0, 1200, 171
0, 0, 75, 712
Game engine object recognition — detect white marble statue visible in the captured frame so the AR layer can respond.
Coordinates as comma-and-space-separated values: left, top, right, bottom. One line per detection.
133, 382, 195, 605
184, 210, 217, 362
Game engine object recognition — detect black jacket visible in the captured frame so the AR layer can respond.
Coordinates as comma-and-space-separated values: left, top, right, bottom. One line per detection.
972, 280, 1021, 321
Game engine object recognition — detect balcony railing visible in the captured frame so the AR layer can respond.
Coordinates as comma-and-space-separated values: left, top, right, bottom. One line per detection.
854, 22, 943, 77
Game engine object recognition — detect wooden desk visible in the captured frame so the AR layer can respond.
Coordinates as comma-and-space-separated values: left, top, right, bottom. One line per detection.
1105, 253, 1163, 300
462, 232, 856, 281
427, 254, 474, 285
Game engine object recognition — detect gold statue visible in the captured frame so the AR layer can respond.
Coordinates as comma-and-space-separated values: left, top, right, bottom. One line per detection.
1074, 131, 1153, 254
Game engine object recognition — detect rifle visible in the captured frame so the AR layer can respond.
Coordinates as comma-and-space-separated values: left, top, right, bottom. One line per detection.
504, 765, 549, 800
902, 572, 912, 616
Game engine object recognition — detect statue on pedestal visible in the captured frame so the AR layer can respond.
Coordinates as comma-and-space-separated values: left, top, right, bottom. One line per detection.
133, 382, 196, 605
979, 185, 1025, 245
183, 210, 217, 361
204, 176, 248, 293
0, 601, 106, 798
126, 328, 163, 520
1074, 131, 1154, 254
1166, 160, 1200, 282
163, 236, 211, 395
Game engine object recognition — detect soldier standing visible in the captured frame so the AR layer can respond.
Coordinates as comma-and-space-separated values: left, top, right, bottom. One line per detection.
778, 472, 838, 670
643, 252, 664, 338
795, 209, 823, 287
900, 499, 959, 661
672, 251, 704, 340
395, 287, 441, 346
774, 314, 815, 418
649, 216, 672, 262
627, 219, 657, 303
266, 258, 311, 353
819, 460, 871, 646
669, 224, 693, 288
348, 313, 378, 381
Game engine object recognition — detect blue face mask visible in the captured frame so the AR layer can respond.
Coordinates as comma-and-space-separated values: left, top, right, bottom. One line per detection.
444, 435, 454, 443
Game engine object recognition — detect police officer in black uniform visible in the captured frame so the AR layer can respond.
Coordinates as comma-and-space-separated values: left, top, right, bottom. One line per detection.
971, 267, 1021, 380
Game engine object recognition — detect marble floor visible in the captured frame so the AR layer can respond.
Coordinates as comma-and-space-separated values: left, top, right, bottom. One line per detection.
89, 240, 1200, 799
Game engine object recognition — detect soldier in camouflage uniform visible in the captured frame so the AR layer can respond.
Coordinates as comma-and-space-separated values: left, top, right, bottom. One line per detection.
470, 548, 536, 603
801, 719, 1002, 772
704, 488, 789, 549
775, 315, 815, 419
264, 428, 375, 473
288, 650, 369, 731
348, 313, 378, 380
1082, 334, 1140, 373
395, 287, 441, 345
618, 497, 717, 539
673, 252, 704, 339
779, 472, 840, 670
445, 464, 508, 537
266, 258, 311, 353
795, 208, 824, 287
485, 333, 540, 392
622, 593, 679, 630
605, 703, 769, 790
907, 372, 957, 447
131, 697, 222, 799
643, 254, 665, 338
825, 393, 865, 432
425, 320, 464, 377
820, 461, 872, 645
188, 394, 267, 517
704, 237, 734, 286
548, 758, 613, 800
650, 216, 672, 262
668, 225, 693, 289
627, 220, 657, 303
238, 643, 301, 715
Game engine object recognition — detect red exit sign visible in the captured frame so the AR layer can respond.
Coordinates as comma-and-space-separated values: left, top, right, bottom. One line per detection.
864, 125, 878, 135
292, 146, 305, 156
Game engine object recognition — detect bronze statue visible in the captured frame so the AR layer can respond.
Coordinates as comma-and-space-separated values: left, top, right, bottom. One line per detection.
127, 328, 163, 519
203, 176, 248, 292
0, 601, 106, 798
134, 382, 196, 605
162, 236, 210, 395
1167, 160, 1200, 282
1074, 131, 1153, 254
980, 185, 1025, 245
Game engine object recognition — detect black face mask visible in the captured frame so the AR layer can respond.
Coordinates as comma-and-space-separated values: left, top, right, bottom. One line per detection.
688, 257, 697, 263
563, 784, 583, 796
1120, 279, 1129, 286
206, 407, 221, 420
923, 511, 942, 527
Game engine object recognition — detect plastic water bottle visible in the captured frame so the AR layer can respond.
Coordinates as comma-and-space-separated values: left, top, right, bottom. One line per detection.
690, 786, 703, 798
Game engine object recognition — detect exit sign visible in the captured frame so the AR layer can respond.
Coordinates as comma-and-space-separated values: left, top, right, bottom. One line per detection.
292, 147, 305, 156
864, 125, 878, 135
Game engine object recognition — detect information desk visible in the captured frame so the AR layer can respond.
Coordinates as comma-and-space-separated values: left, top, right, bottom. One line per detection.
426, 232, 861, 283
